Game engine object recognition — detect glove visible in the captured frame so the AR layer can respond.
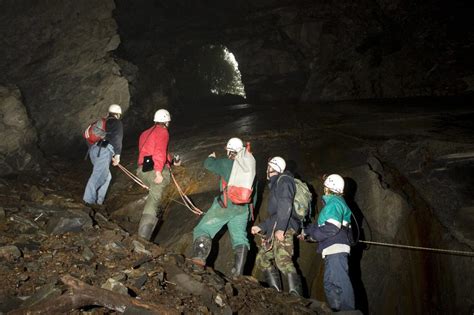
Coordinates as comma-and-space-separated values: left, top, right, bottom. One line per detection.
112, 154, 120, 166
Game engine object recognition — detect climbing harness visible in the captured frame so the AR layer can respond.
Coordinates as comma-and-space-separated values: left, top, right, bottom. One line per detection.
116, 163, 204, 216
258, 222, 277, 252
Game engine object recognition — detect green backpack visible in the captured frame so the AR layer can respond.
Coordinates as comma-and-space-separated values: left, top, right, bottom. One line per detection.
277, 175, 313, 222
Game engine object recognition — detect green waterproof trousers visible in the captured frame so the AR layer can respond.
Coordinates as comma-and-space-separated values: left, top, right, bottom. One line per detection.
193, 198, 250, 249
137, 166, 171, 217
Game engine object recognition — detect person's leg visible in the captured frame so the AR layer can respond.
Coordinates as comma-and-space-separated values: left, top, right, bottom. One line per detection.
255, 245, 281, 291
83, 145, 111, 204
192, 200, 231, 265
138, 167, 171, 217
323, 253, 355, 311
274, 230, 302, 295
96, 150, 113, 204
136, 167, 171, 240
227, 208, 250, 276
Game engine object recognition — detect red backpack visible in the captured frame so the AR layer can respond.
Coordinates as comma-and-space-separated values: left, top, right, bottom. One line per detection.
220, 142, 256, 207
83, 118, 107, 145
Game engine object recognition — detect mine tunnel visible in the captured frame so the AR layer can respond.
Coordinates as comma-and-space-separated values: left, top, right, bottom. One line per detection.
0, 0, 473, 314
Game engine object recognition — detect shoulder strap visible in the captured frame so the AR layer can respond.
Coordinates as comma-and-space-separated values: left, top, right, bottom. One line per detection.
139, 125, 157, 155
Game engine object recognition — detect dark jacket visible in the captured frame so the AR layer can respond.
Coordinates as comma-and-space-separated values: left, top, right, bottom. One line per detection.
259, 170, 300, 237
105, 116, 123, 155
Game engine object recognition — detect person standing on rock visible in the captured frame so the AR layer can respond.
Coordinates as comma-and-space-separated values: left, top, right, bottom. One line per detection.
192, 137, 256, 277
136, 109, 181, 241
251, 156, 303, 296
83, 104, 123, 206
302, 174, 355, 311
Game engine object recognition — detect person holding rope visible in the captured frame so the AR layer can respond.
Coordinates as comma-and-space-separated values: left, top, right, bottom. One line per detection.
136, 109, 181, 241
83, 104, 123, 207
302, 174, 355, 311
192, 137, 256, 277
251, 156, 303, 296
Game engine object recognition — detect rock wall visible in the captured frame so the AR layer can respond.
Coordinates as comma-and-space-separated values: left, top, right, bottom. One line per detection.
115, 0, 473, 106
0, 0, 130, 155
0, 86, 41, 176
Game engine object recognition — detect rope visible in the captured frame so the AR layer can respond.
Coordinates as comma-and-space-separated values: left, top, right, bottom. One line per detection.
170, 170, 204, 216
350, 213, 474, 256
117, 163, 204, 216
358, 240, 474, 256
117, 163, 149, 190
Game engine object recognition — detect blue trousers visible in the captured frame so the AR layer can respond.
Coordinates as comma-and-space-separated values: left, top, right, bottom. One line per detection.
83, 144, 113, 205
324, 252, 355, 311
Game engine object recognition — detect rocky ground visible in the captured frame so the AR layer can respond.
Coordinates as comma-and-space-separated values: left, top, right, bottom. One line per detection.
0, 162, 334, 314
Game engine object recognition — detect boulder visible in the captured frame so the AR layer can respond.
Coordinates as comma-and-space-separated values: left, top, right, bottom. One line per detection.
0, 86, 41, 176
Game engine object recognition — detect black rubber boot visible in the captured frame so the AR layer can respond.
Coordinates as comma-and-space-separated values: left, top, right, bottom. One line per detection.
192, 235, 212, 268
231, 245, 248, 277
287, 272, 303, 296
137, 214, 158, 241
264, 266, 282, 292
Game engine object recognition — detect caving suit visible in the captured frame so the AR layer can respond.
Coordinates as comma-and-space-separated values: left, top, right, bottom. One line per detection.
193, 156, 256, 274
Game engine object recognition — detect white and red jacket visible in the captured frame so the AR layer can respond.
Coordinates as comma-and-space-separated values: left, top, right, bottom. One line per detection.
138, 125, 170, 172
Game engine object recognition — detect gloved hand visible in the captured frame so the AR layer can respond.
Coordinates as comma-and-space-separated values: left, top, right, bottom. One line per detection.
154, 171, 163, 184
173, 154, 182, 166
112, 155, 120, 166
251, 226, 261, 235
208, 152, 216, 158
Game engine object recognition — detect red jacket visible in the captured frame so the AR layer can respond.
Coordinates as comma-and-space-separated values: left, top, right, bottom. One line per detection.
138, 125, 170, 172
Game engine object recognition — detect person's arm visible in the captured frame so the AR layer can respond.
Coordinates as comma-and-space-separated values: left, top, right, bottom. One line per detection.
305, 204, 343, 241
203, 156, 231, 179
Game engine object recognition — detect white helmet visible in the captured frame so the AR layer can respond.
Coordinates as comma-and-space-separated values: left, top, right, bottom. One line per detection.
108, 104, 122, 114
154, 109, 171, 122
226, 137, 244, 152
268, 156, 286, 173
324, 174, 345, 194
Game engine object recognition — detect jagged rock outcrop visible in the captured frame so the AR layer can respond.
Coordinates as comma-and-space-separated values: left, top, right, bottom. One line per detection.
0, 0, 130, 155
0, 86, 41, 176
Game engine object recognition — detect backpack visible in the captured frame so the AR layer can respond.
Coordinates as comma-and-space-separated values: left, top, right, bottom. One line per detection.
221, 143, 256, 206
278, 175, 312, 222
83, 118, 107, 145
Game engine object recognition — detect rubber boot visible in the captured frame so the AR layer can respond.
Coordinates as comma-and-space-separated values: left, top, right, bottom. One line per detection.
192, 235, 212, 269
137, 214, 158, 241
263, 266, 282, 292
231, 245, 248, 277
287, 272, 303, 296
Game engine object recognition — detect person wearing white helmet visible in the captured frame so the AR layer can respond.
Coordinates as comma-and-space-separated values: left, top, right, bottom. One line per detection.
83, 104, 124, 206
251, 156, 303, 296
136, 108, 180, 241
302, 174, 355, 311
192, 137, 256, 276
